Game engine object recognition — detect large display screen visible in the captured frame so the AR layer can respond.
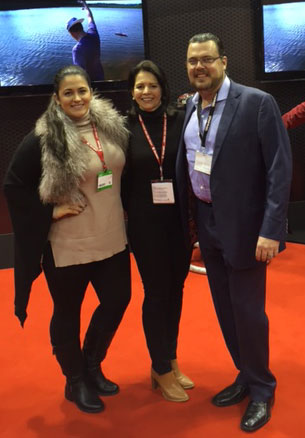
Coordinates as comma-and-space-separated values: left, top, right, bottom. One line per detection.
255, 0, 305, 81
0, 0, 149, 94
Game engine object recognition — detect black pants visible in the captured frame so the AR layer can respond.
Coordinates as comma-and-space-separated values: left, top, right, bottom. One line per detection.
42, 243, 131, 348
128, 215, 190, 375
197, 200, 276, 401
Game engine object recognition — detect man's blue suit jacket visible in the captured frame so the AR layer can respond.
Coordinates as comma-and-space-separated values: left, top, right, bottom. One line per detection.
176, 79, 292, 269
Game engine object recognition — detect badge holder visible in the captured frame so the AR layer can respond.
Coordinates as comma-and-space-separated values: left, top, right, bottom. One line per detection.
151, 179, 175, 204
97, 169, 113, 191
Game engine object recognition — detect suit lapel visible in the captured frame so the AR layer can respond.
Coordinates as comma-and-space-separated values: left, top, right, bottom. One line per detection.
212, 81, 241, 168
177, 98, 196, 165
184, 98, 196, 134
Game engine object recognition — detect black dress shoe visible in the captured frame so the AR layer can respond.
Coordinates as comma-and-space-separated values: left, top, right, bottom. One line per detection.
240, 397, 274, 432
212, 383, 249, 407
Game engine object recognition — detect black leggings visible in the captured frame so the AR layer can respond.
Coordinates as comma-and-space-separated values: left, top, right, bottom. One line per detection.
128, 217, 190, 375
42, 243, 131, 348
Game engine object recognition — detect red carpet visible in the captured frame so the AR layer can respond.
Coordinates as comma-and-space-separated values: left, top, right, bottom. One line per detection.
1, 242, 305, 438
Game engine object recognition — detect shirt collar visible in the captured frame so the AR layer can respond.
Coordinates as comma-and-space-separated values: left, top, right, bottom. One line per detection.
192, 75, 230, 106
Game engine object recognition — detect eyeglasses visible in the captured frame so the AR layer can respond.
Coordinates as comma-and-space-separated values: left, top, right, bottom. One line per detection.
187, 56, 222, 67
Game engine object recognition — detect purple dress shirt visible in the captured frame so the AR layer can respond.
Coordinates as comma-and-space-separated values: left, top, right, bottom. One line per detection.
184, 75, 230, 202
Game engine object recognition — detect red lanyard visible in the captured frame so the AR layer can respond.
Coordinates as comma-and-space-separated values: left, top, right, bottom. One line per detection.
138, 112, 167, 181
81, 122, 107, 170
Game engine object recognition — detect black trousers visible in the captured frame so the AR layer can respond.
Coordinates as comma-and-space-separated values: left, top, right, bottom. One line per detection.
128, 214, 190, 375
42, 243, 131, 348
196, 200, 276, 401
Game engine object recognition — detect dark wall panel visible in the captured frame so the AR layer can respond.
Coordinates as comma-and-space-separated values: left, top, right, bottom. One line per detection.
0, 95, 49, 235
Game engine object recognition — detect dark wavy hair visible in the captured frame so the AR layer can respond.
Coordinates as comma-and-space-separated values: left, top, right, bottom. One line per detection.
127, 60, 175, 116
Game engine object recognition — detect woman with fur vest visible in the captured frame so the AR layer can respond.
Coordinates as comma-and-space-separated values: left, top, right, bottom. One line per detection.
4, 65, 131, 414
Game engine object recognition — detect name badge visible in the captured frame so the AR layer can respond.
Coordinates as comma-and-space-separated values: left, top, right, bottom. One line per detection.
194, 150, 212, 175
97, 170, 113, 191
151, 179, 175, 204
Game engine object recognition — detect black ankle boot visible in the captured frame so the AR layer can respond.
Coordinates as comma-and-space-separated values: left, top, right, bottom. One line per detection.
53, 341, 105, 413
83, 327, 119, 396
86, 366, 119, 396
65, 377, 104, 413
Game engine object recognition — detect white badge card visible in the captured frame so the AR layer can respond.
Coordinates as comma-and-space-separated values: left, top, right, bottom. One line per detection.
97, 170, 113, 191
194, 150, 212, 175
151, 180, 175, 204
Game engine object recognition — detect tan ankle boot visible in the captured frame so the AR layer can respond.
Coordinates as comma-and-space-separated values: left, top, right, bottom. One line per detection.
151, 368, 189, 402
171, 359, 195, 389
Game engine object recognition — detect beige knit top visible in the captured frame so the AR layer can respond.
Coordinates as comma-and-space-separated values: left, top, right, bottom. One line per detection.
48, 115, 127, 267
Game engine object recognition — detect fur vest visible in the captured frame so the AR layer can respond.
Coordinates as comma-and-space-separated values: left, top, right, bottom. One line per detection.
37, 95, 129, 204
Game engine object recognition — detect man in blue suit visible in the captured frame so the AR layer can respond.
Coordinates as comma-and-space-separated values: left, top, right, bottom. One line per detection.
176, 33, 292, 432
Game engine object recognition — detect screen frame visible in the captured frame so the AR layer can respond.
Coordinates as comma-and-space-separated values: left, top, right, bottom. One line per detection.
0, 0, 150, 97
254, 0, 305, 82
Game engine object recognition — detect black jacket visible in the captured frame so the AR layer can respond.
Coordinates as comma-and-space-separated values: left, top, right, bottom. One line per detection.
4, 132, 53, 326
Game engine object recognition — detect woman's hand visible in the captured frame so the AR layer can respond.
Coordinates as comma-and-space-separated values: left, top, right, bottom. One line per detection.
53, 203, 86, 220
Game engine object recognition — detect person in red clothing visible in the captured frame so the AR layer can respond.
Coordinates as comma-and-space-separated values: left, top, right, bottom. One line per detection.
282, 101, 305, 129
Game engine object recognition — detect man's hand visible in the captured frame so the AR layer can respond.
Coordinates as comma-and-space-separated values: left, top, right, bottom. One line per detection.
255, 236, 280, 262
79, 0, 94, 22
79, 0, 88, 10
53, 203, 86, 220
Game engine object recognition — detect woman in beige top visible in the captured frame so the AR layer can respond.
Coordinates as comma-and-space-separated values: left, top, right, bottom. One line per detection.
4, 65, 130, 414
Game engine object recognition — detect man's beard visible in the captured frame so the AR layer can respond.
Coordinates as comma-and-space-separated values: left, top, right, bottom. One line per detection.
191, 75, 223, 93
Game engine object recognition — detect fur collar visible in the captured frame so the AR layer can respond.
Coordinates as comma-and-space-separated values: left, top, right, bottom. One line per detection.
37, 95, 129, 204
